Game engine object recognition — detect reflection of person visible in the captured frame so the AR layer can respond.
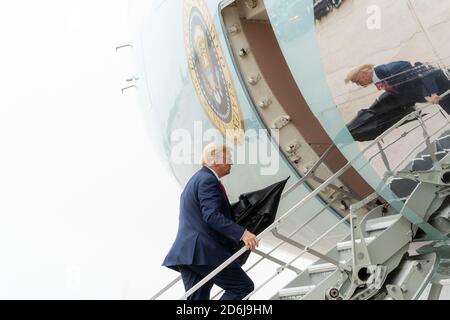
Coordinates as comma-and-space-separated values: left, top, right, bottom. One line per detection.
345, 61, 450, 113
162, 143, 257, 300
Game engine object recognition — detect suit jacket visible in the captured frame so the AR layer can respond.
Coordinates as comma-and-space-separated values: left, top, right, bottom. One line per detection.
162, 166, 245, 271
374, 61, 450, 103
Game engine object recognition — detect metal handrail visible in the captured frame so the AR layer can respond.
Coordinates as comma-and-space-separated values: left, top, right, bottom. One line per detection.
271, 228, 341, 266
177, 99, 449, 300
391, 123, 450, 174
149, 144, 337, 300
242, 121, 450, 299
150, 275, 182, 300
280, 144, 336, 199
242, 111, 450, 299
367, 109, 450, 175
240, 100, 450, 299
153, 92, 450, 300
210, 197, 342, 299
366, 111, 442, 163
243, 214, 352, 300
179, 162, 373, 299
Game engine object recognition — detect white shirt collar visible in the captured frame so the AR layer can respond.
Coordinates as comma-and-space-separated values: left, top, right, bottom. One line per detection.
372, 71, 381, 83
205, 166, 220, 181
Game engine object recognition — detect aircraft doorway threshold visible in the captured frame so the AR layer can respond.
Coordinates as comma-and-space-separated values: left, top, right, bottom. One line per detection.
220, 0, 374, 218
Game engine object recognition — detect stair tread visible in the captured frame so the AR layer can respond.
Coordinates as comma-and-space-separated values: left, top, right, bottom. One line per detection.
365, 214, 400, 232
412, 152, 446, 171
436, 135, 450, 151
390, 178, 419, 198
337, 236, 376, 251
278, 285, 316, 297
307, 262, 339, 274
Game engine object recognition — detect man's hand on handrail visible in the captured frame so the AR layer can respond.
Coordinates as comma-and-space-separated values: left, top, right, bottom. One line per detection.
241, 229, 259, 251
425, 93, 441, 105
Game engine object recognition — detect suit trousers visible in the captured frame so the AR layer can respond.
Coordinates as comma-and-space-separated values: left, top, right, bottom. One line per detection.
178, 264, 254, 300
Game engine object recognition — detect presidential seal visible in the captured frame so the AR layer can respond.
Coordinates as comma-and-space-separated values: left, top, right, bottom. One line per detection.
183, 0, 245, 144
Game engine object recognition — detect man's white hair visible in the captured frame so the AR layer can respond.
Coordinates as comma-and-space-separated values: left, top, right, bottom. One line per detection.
201, 143, 230, 166
345, 64, 375, 84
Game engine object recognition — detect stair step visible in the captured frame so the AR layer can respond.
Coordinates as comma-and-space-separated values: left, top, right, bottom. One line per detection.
419, 144, 448, 157
436, 151, 447, 161
365, 214, 400, 232
390, 178, 419, 198
436, 135, 450, 151
278, 285, 316, 298
307, 263, 338, 275
336, 237, 376, 251
412, 153, 446, 171
412, 157, 431, 171
277, 264, 339, 299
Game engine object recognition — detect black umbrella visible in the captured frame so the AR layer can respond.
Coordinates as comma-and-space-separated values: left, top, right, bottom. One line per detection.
231, 177, 290, 266
347, 92, 417, 142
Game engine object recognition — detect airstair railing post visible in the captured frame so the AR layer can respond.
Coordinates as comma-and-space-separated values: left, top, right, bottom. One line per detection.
149, 275, 182, 300
211, 197, 341, 299
377, 141, 392, 174
150, 145, 337, 300
155, 96, 450, 300
243, 215, 352, 300
417, 112, 442, 170
281, 144, 336, 200
180, 161, 356, 300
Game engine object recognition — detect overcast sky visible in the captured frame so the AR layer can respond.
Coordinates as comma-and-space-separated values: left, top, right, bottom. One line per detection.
0, 0, 186, 299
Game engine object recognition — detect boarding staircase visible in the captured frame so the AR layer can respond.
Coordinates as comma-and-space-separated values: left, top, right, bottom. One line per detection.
151, 91, 450, 300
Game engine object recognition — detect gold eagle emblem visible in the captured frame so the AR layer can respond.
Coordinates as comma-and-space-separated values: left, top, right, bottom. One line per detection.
183, 0, 245, 144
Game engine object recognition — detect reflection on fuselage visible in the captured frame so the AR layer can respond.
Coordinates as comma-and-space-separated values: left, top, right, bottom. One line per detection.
315, 0, 450, 178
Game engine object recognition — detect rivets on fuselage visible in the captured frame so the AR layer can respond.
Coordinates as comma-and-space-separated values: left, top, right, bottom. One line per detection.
247, 74, 261, 85
239, 48, 249, 57
228, 24, 241, 35
244, 0, 258, 9
286, 142, 302, 164
258, 97, 272, 109
272, 115, 291, 130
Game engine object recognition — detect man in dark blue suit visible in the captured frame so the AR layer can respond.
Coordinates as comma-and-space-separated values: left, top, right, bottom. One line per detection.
345, 61, 450, 114
162, 143, 258, 300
